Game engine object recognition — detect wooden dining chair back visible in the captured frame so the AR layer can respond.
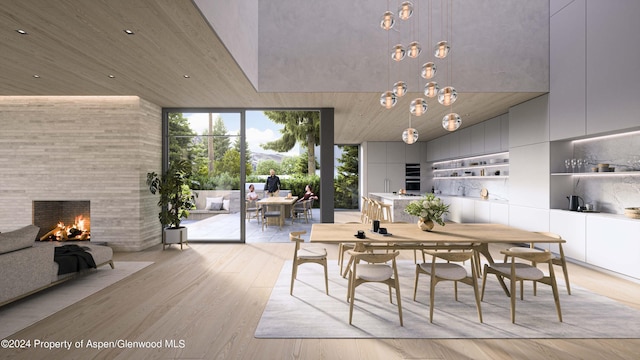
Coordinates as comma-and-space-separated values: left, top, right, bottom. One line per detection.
289, 231, 328, 296
245, 199, 262, 223
482, 249, 562, 323
291, 199, 310, 224
347, 250, 403, 326
413, 249, 483, 323
503, 232, 570, 296
262, 204, 282, 231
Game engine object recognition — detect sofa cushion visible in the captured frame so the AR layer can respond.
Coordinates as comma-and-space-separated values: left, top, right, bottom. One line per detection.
0, 225, 40, 254
205, 197, 224, 210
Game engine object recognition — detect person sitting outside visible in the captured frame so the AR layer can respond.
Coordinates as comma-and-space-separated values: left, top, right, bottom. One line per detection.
298, 184, 319, 202
247, 184, 259, 201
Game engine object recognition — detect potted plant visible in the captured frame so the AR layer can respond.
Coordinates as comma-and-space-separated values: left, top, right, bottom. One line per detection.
404, 193, 450, 231
146, 159, 196, 248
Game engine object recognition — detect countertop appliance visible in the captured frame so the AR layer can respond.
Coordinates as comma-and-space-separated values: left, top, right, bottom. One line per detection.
567, 195, 584, 211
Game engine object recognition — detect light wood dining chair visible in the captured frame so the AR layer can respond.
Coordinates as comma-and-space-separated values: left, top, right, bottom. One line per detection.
346, 250, 403, 326
360, 196, 370, 223
481, 249, 562, 323
413, 249, 483, 323
503, 231, 571, 295
289, 231, 328, 296
262, 204, 282, 231
290, 199, 310, 224
245, 199, 262, 223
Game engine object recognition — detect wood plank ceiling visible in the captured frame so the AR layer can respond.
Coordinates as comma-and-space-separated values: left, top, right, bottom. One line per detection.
0, 0, 546, 143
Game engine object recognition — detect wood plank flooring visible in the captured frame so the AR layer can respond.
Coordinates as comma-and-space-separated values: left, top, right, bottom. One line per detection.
3, 214, 640, 360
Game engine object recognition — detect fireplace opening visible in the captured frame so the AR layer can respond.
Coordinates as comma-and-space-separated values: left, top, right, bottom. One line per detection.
33, 201, 90, 241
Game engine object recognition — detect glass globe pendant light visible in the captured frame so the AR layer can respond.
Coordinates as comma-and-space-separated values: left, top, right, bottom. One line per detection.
421, 62, 436, 79
391, 44, 406, 62
437, 86, 458, 106
442, 113, 462, 131
434, 40, 450, 59
393, 81, 407, 97
380, 11, 395, 30
398, 1, 414, 20
380, 91, 397, 109
407, 41, 422, 58
402, 127, 419, 144
410, 98, 428, 116
424, 81, 439, 98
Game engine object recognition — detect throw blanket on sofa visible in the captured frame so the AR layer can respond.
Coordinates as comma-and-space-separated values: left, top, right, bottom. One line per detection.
54, 245, 97, 275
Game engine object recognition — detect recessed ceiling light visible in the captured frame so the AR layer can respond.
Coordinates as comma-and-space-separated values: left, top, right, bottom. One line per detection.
108, 74, 115, 78
33, 74, 40, 78
183, 75, 190, 78
123, 29, 134, 35
16, 29, 28, 35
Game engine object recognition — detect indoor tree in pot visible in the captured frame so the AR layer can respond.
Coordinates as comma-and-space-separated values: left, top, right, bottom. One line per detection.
146, 159, 196, 248
404, 193, 450, 231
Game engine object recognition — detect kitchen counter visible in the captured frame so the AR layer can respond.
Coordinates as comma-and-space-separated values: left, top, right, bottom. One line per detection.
368, 193, 424, 222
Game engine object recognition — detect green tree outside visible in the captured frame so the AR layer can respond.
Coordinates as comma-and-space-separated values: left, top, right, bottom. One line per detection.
262, 111, 320, 175
334, 145, 359, 209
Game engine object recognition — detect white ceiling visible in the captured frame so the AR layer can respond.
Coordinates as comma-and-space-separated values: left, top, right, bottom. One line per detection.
0, 0, 548, 143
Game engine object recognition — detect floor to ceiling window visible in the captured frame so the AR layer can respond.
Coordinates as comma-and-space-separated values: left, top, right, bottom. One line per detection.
166, 110, 244, 242
164, 108, 335, 243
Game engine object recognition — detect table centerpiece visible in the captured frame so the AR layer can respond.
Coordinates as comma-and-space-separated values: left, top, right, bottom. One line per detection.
404, 193, 450, 231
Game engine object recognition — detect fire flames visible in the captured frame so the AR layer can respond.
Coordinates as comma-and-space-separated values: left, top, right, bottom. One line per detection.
40, 215, 90, 241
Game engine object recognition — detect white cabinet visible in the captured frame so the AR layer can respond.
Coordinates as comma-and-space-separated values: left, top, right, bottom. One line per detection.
471, 123, 485, 155
586, 1, 640, 135
458, 128, 471, 157
500, 113, 509, 151
490, 202, 509, 225
549, 210, 586, 262
509, 94, 549, 148
586, 216, 640, 279
365, 141, 415, 194
549, 0, 586, 140
474, 200, 491, 223
386, 142, 406, 163
368, 142, 388, 163
461, 198, 476, 223
484, 116, 502, 154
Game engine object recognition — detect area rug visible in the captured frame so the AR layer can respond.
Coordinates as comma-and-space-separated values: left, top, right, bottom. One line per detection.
255, 260, 640, 339
0, 261, 153, 339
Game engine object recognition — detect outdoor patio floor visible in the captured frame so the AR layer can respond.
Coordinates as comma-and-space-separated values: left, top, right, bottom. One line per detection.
183, 209, 361, 243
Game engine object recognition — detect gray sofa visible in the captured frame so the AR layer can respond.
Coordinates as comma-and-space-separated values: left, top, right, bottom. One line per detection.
0, 225, 114, 307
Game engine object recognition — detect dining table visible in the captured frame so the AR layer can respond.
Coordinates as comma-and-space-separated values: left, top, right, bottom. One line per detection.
309, 222, 565, 295
257, 196, 299, 226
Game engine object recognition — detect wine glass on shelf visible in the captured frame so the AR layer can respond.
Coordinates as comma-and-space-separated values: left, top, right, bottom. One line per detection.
564, 159, 570, 173
571, 158, 577, 173
577, 158, 583, 173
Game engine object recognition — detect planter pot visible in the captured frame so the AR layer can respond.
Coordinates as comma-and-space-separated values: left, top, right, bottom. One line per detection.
163, 226, 188, 250
418, 218, 434, 232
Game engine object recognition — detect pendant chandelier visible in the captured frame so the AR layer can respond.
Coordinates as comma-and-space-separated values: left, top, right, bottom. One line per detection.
377, 0, 463, 139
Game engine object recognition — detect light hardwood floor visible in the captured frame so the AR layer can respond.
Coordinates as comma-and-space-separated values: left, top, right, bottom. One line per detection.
3, 215, 640, 359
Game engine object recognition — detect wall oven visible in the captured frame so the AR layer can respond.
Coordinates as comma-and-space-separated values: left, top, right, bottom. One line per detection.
405, 163, 421, 191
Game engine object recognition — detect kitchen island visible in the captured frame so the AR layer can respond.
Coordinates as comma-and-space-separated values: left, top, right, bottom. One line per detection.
368, 192, 423, 223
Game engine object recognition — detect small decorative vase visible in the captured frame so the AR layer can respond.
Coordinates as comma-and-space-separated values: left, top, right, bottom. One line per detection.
418, 218, 434, 232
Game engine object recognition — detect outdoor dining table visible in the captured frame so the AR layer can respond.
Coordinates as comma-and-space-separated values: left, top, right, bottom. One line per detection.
309, 222, 566, 295
257, 196, 299, 226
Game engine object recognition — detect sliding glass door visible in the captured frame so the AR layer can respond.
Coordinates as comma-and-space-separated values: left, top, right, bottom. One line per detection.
166, 110, 245, 242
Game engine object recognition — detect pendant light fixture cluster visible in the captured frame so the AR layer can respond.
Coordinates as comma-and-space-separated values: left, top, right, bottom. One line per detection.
378, 0, 462, 144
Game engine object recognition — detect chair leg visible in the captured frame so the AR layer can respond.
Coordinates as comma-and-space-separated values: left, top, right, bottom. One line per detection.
559, 244, 571, 295
413, 265, 420, 301
290, 261, 298, 295
323, 259, 329, 295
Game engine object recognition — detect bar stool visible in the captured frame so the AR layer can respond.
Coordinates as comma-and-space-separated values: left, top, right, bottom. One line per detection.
379, 203, 393, 223
360, 196, 370, 223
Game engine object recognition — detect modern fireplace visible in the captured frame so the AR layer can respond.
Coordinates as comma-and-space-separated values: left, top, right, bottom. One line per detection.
32, 200, 91, 241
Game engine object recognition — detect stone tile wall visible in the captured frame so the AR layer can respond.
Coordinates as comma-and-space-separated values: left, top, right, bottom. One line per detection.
0, 96, 162, 251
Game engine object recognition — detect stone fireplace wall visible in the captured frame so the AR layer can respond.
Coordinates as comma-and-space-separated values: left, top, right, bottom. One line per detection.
0, 96, 162, 251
